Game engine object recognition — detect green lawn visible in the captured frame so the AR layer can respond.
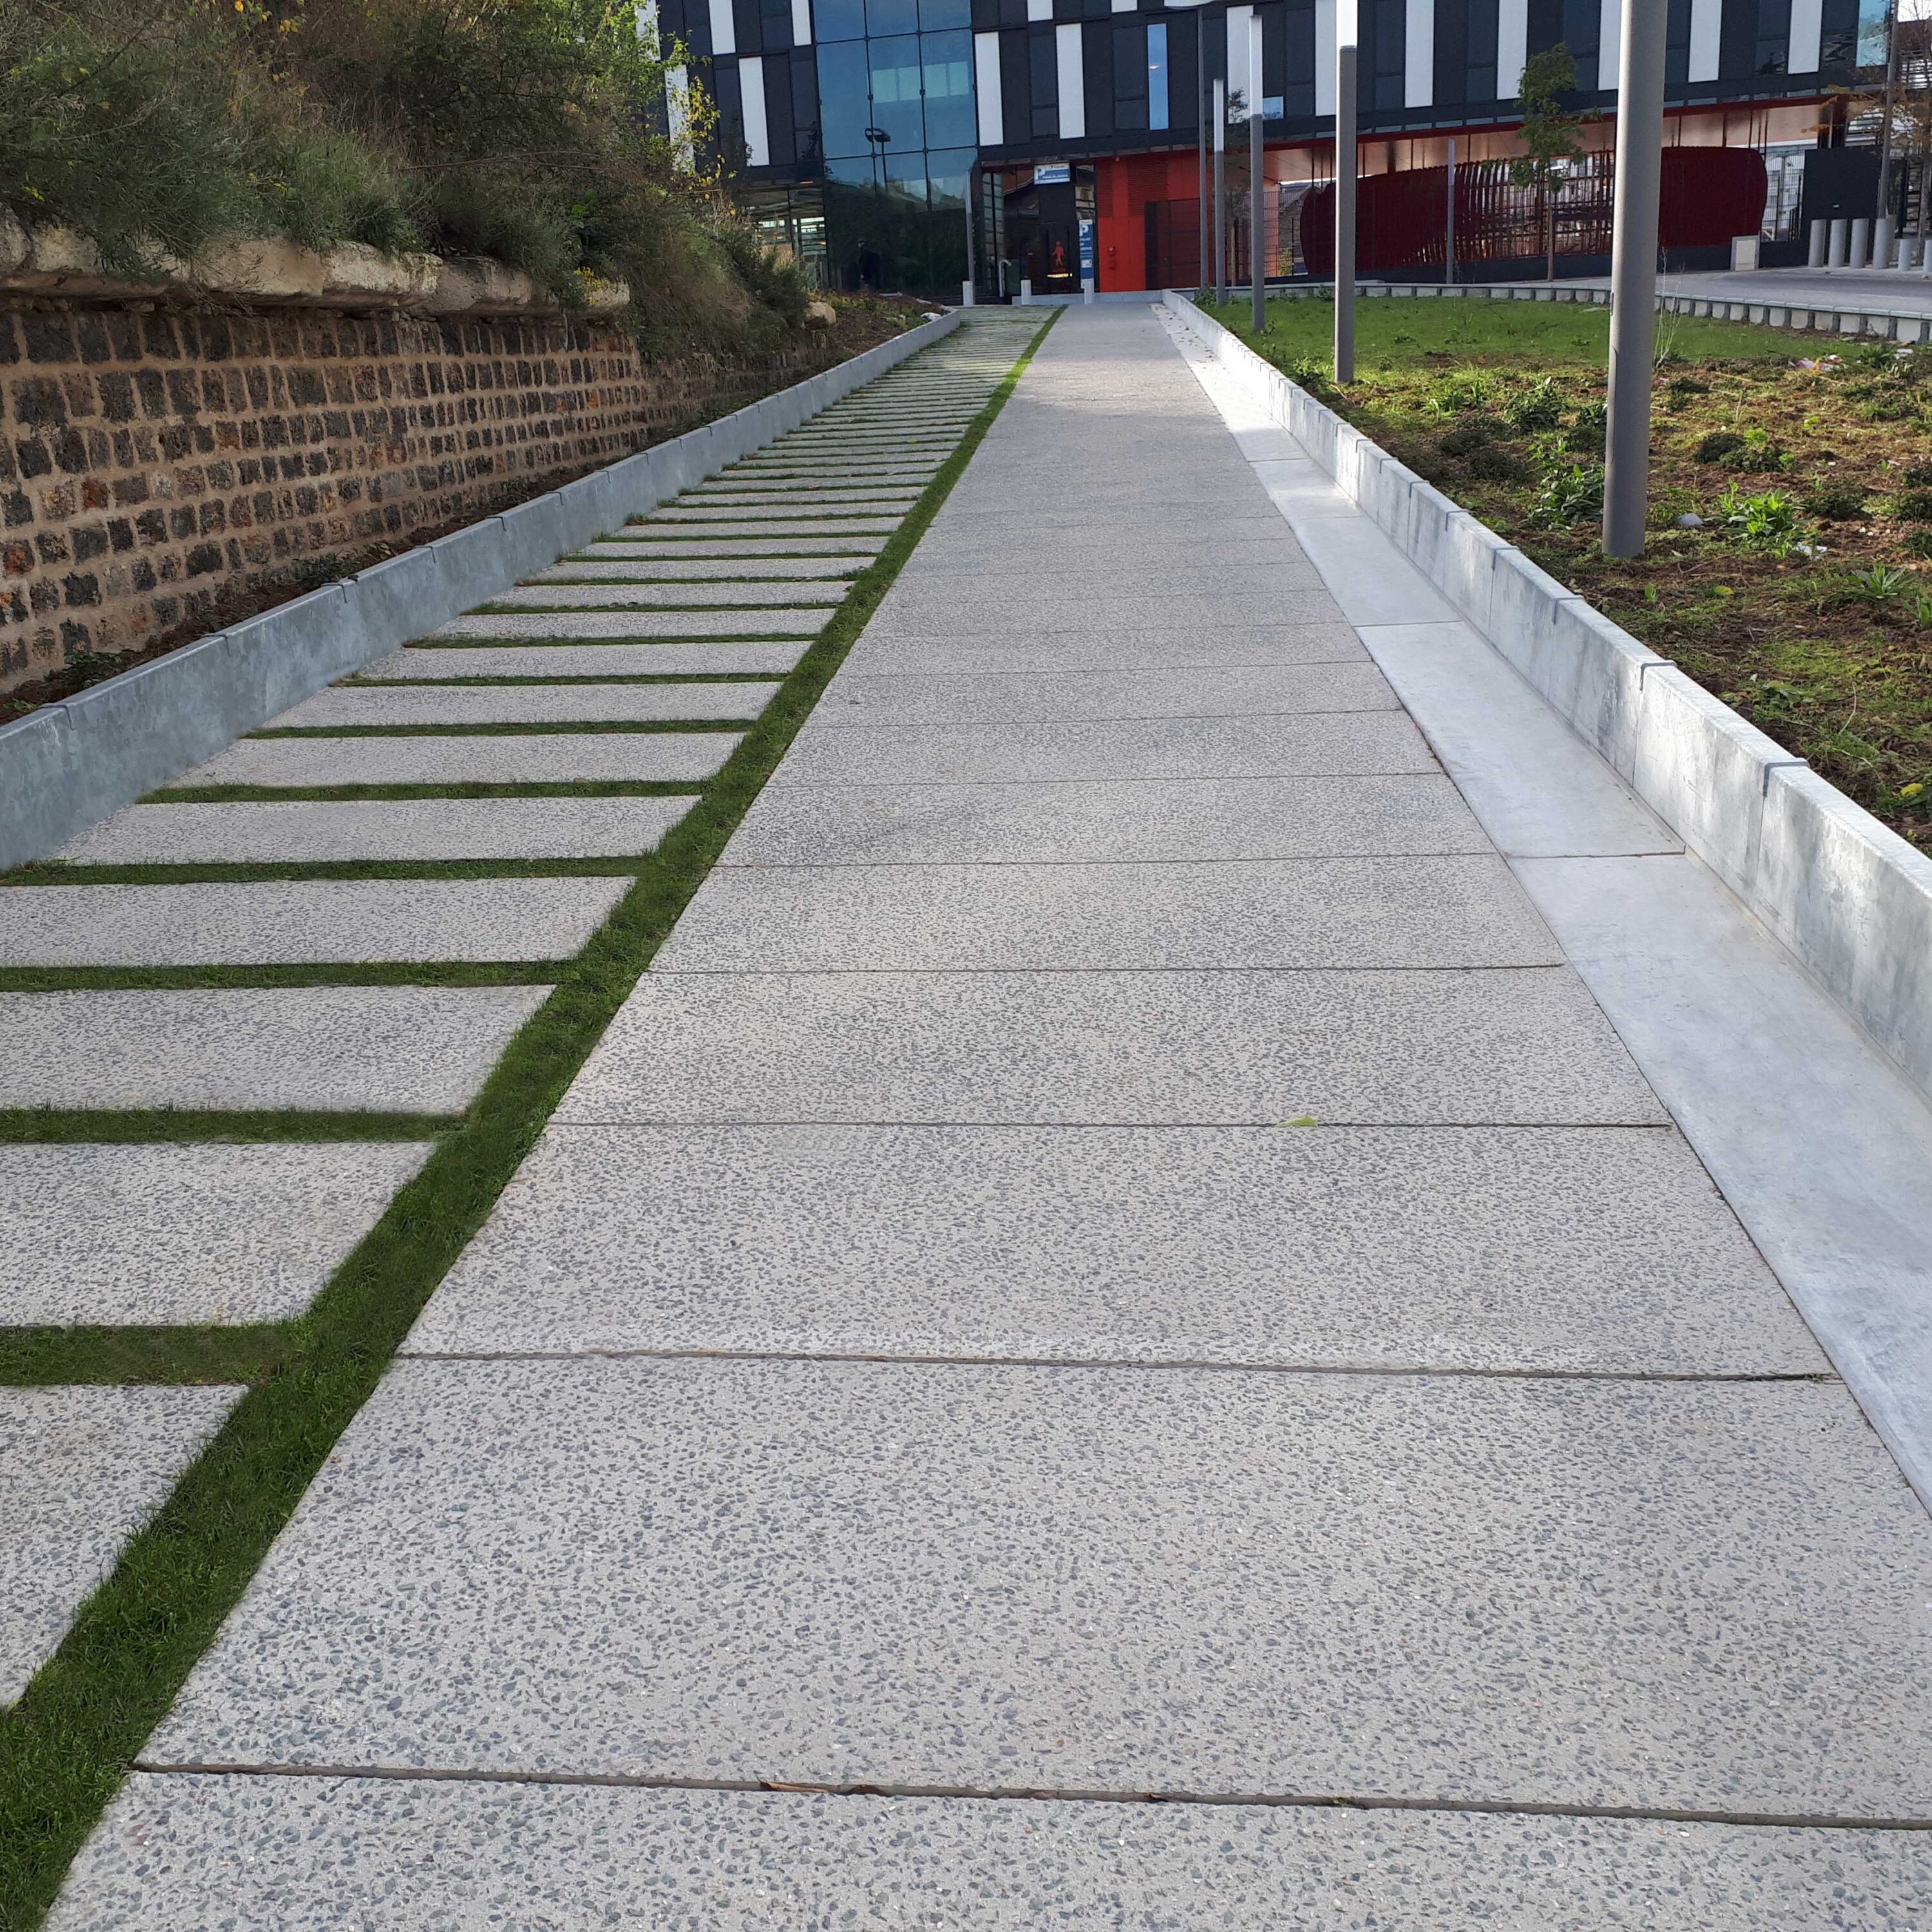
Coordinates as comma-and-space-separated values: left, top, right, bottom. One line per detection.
1201, 292, 1830, 372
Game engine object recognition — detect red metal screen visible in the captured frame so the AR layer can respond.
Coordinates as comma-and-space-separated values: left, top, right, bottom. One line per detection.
1296, 146, 1768, 276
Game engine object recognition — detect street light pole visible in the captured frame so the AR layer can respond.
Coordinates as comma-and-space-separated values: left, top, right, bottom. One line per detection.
1213, 76, 1227, 305
1334, 0, 1357, 381
1252, 10, 1267, 332
1444, 135, 1457, 285
1197, 8, 1209, 290
963, 163, 978, 305
1251, 9, 1266, 334
1602, 0, 1667, 557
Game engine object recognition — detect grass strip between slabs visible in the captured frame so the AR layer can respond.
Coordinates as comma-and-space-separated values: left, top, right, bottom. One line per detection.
0, 312, 1055, 1931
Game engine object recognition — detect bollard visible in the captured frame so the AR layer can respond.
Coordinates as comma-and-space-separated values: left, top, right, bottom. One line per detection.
1849, 218, 1870, 269
1875, 216, 1894, 269
1828, 218, 1850, 267
1808, 218, 1828, 267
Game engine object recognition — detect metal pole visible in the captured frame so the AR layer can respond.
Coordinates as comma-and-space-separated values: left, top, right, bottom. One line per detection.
1602, 0, 1667, 558
1444, 135, 1456, 285
1198, 9, 1209, 289
1213, 76, 1227, 306
1251, 10, 1266, 334
1875, 0, 1902, 264
963, 164, 978, 305
1334, 1, 1356, 381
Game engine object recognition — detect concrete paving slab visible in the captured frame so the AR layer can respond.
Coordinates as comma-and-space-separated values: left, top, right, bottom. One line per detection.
812, 664, 1399, 726
268, 683, 779, 728
51, 1776, 1932, 1931
0, 1142, 432, 1326
58, 797, 692, 864
1361, 622, 1682, 857
0, 985, 548, 1112
415, 1122, 1811, 1372
479, 582, 842, 610
2, 1385, 238, 1706
0, 877, 629, 965
687, 490, 922, 509
728, 775, 1486, 865
840, 625, 1370, 675
359, 643, 808, 679
776, 712, 1439, 784
1264, 505, 1464, 627
142, 1356, 1932, 1819
722, 466, 938, 483
650, 858, 1562, 972
533, 558, 860, 582
587, 536, 886, 558
562, 966, 1657, 1124
868, 591, 1350, 632
636, 515, 904, 536
160, 732, 737, 789
429, 610, 825, 641
882, 560, 1337, 598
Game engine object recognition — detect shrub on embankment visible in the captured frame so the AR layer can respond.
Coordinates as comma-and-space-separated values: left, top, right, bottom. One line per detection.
2, 0, 804, 359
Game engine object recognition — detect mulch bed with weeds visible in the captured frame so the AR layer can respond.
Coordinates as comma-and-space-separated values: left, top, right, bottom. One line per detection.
1208, 295, 1932, 853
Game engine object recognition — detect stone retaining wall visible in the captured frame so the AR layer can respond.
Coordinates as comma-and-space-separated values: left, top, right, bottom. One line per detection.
0, 303, 840, 696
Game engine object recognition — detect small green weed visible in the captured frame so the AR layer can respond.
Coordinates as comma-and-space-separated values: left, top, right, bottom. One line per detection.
1530, 459, 1604, 527
1426, 369, 1499, 415
1716, 484, 1807, 558
1808, 483, 1866, 521
1502, 377, 1566, 430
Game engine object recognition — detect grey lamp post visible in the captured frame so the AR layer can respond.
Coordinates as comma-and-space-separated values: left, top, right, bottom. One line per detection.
1334, 0, 1357, 381
1198, 9, 1209, 289
1602, 0, 1666, 557
1213, 76, 1227, 305
1251, 9, 1266, 334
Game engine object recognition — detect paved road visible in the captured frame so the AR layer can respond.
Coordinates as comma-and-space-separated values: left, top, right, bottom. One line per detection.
46, 308, 1932, 1926
1554, 263, 1932, 319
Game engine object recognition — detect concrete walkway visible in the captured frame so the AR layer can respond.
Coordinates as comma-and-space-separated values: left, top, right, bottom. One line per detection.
50, 309, 1932, 1926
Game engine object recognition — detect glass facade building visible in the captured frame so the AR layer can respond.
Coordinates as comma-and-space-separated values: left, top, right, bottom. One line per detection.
655, 0, 1890, 297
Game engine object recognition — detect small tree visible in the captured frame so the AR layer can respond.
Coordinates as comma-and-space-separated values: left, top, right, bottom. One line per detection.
1511, 44, 1584, 281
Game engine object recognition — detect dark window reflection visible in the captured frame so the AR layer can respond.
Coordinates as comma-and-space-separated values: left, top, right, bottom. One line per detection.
819, 37, 874, 153
869, 32, 926, 148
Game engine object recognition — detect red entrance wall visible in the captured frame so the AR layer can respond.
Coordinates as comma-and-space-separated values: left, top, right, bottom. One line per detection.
1095, 152, 1204, 292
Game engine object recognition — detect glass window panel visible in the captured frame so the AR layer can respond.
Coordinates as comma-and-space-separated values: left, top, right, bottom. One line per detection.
867, 0, 920, 33
816, 0, 866, 36
869, 33, 927, 147
884, 148, 930, 200
920, 0, 972, 26
826, 154, 877, 183
926, 145, 975, 204
818, 39, 875, 154
1148, 21, 1168, 128
922, 30, 977, 144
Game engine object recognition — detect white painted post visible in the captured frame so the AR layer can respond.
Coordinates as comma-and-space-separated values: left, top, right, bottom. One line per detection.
1334, 0, 1358, 381
1603, 0, 1666, 558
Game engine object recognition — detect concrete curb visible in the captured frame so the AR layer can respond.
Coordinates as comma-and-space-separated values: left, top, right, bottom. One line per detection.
1164, 289, 1932, 1103
1194, 278, 1932, 345
0, 312, 962, 871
